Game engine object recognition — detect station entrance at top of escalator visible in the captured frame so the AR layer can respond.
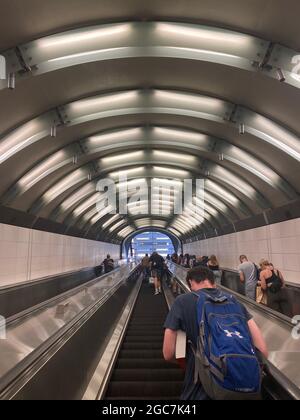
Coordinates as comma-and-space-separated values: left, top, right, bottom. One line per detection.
130, 231, 175, 260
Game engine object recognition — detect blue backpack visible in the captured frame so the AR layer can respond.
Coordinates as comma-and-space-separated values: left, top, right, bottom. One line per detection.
191, 290, 262, 400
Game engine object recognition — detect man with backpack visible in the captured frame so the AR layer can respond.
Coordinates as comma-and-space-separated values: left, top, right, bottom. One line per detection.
238, 255, 259, 300
163, 266, 268, 400
149, 252, 165, 295
102, 254, 115, 274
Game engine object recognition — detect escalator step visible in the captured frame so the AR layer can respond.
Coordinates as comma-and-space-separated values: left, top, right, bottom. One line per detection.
115, 359, 176, 370
126, 327, 164, 333
105, 283, 183, 400
118, 349, 163, 359
105, 381, 183, 398
123, 336, 164, 343
122, 342, 163, 350
129, 322, 165, 326
111, 369, 185, 382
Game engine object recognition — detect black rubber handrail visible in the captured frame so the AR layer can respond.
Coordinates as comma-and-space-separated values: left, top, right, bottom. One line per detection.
221, 267, 300, 290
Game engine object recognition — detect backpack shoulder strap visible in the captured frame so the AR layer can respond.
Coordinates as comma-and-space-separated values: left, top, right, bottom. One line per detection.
192, 290, 229, 303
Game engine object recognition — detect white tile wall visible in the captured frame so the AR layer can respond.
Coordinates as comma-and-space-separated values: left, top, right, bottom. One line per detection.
0, 223, 119, 287
184, 218, 300, 285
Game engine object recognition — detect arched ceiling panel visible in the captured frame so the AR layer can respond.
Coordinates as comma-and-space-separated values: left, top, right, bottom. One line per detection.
1, 58, 300, 137
0, 89, 299, 200
0, 4, 299, 243
3, 125, 295, 212
1, 1, 300, 51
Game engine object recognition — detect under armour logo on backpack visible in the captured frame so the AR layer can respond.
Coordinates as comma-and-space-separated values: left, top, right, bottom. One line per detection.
224, 330, 244, 339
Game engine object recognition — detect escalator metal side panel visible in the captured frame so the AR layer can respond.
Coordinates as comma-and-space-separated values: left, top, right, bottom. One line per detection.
3, 280, 137, 400
0, 266, 141, 400
0, 265, 136, 383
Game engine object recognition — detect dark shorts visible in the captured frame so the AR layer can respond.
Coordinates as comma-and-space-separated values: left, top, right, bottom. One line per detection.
151, 269, 163, 279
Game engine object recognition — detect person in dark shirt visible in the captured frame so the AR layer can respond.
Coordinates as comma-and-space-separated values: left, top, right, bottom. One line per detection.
149, 252, 165, 295
171, 253, 179, 264
163, 266, 268, 400
102, 254, 115, 273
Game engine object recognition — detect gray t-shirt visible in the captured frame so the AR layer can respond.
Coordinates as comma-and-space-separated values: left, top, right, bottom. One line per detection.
238, 261, 258, 291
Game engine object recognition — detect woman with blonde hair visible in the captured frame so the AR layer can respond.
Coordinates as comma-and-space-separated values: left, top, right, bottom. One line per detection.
259, 259, 292, 316
207, 255, 222, 285
256, 260, 268, 305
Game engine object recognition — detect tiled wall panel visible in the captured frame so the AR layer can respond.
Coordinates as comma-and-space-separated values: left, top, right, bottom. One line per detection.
184, 218, 300, 285
0, 223, 119, 287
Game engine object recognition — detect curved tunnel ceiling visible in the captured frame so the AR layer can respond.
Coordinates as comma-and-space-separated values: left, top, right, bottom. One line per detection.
0, 3, 299, 244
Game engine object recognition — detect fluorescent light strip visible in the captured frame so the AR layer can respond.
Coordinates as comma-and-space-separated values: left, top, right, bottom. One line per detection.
205, 180, 239, 206
88, 128, 142, 146
156, 23, 253, 47
102, 151, 144, 165
83, 208, 98, 222
37, 24, 129, 48
118, 227, 135, 238
0, 118, 47, 165
168, 227, 183, 236
201, 193, 227, 213
153, 150, 195, 163
90, 205, 115, 224
61, 184, 95, 211
18, 150, 67, 189
103, 215, 120, 229
153, 90, 225, 115
118, 178, 148, 191
109, 220, 126, 232
152, 166, 190, 177
152, 178, 183, 187
69, 90, 138, 115
213, 165, 256, 198
44, 169, 86, 202
110, 166, 145, 178
153, 127, 207, 143
73, 193, 100, 217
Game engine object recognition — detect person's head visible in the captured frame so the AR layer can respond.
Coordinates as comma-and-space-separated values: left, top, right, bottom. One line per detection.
269, 263, 274, 270
239, 255, 248, 264
186, 267, 216, 291
260, 259, 271, 270
145, 254, 148, 257
152, 252, 158, 257
196, 256, 202, 262
209, 255, 218, 265
107, 254, 111, 259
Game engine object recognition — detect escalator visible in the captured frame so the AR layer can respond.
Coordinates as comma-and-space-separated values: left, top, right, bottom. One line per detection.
104, 282, 184, 400
1, 265, 298, 400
